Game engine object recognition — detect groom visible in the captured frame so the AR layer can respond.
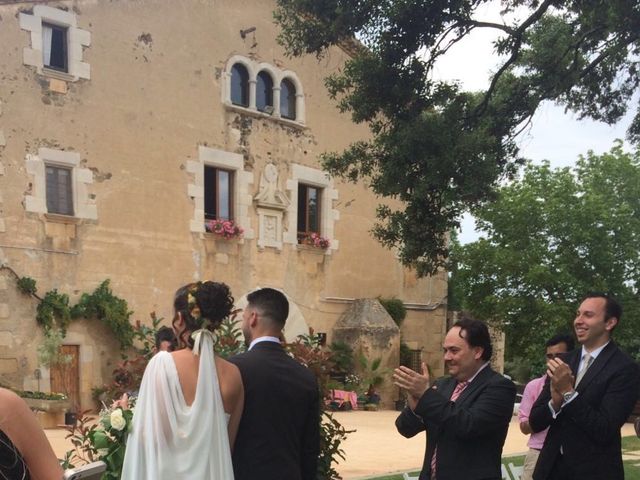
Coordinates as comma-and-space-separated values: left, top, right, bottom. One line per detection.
230, 287, 320, 480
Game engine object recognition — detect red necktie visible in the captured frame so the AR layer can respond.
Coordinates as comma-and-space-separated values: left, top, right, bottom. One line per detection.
430, 381, 469, 479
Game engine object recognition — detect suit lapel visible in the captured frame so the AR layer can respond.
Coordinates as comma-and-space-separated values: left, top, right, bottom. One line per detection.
437, 377, 457, 400
575, 342, 617, 392
455, 366, 492, 405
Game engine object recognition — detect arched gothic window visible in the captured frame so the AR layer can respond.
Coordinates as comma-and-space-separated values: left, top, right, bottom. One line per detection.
230, 63, 249, 107
256, 71, 274, 113
280, 78, 296, 120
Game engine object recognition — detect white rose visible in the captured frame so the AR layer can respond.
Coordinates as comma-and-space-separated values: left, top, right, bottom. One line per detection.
97, 448, 109, 457
110, 409, 126, 431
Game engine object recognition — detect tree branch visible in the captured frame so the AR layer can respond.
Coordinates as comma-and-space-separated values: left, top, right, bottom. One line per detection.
473, 0, 557, 117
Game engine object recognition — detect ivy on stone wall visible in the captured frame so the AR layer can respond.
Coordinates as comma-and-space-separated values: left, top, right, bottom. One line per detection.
71, 280, 134, 349
36, 289, 72, 333
0, 265, 134, 350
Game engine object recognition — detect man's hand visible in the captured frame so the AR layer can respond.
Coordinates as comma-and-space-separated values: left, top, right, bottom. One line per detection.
547, 357, 574, 411
393, 362, 430, 410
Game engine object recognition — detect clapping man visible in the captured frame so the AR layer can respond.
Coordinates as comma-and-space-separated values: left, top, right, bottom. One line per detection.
394, 317, 516, 480
530, 292, 640, 480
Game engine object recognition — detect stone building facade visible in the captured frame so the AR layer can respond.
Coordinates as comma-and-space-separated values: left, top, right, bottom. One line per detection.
0, 0, 448, 409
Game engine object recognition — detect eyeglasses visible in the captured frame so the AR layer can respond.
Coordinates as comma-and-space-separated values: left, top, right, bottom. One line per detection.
545, 353, 564, 360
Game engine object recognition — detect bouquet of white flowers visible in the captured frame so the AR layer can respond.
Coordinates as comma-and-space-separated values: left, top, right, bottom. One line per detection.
64, 394, 135, 480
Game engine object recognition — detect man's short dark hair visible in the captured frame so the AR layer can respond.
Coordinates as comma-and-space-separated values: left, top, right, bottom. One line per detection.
582, 292, 622, 322
155, 326, 176, 350
545, 334, 575, 351
452, 316, 493, 361
247, 288, 289, 327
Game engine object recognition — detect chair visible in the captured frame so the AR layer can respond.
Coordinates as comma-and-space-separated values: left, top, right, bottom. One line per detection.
63, 460, 107, 480
508, 462, 523, 480
402, 473, 419, 480
501, 464, 511, 479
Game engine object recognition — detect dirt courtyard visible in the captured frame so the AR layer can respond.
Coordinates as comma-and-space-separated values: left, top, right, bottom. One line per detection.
45, 409, 636, 479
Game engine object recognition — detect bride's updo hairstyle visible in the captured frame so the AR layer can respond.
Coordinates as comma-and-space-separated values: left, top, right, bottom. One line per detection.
173, 281, 234, 349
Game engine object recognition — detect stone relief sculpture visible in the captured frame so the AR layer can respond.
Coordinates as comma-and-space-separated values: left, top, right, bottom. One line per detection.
254, 163, 289, 250
254, 163, 290, 210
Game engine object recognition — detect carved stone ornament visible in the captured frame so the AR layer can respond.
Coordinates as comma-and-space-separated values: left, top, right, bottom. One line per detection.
254, 163, 290, 210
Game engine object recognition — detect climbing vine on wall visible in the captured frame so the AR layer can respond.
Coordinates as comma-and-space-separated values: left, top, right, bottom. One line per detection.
0, 265, 134, 350
71, 280, 134, 349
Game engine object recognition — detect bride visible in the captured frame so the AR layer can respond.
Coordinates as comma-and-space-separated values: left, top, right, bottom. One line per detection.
122, 281, 243, 479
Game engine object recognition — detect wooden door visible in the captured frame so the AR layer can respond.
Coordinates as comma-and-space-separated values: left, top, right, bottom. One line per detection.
51, 345, 80, 410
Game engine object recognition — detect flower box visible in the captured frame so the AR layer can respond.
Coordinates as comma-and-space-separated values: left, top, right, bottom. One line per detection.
298, 232, 330, 249
23, 397, 70, 413
205, 219, 244, 239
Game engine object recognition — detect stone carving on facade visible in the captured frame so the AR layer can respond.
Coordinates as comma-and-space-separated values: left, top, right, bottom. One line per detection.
254, 163, 290, 210
254, 164, 289, 250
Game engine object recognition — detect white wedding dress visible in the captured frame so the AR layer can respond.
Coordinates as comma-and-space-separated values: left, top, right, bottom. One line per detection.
121, 332, 234, 479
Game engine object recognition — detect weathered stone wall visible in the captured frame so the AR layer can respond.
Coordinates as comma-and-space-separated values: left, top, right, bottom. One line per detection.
0, 0, 448, 408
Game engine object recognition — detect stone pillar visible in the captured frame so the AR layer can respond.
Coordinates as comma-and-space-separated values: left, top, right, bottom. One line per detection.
332, 298, 400, 409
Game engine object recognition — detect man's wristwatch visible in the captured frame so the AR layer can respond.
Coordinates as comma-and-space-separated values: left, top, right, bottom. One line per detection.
562, 390, 577, 403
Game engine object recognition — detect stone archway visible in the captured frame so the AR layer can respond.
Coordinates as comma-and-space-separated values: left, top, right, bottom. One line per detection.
234, 290, 310, 342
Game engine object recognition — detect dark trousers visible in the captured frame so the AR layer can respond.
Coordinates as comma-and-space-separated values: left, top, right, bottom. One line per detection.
547, 454, 573, 480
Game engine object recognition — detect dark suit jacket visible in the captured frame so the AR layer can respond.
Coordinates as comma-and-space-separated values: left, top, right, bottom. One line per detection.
530, 342, 640, 480
229, 341, 320, 480
395, 366, 516, 480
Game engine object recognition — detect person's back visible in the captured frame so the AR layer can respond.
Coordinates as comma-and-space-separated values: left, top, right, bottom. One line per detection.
232, 342, 318, 479
171, 349, 243, 444
122, 281, 243, 480
230, 288, 320, 480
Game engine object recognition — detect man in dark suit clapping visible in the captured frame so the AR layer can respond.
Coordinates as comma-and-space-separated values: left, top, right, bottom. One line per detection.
230, 287, 320, 480
394, 317, 516, 480
530, 292, 640, 480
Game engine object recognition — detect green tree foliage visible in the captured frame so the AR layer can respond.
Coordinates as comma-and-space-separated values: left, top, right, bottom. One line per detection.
274, 0, 640, 275
451, 143, 640, 363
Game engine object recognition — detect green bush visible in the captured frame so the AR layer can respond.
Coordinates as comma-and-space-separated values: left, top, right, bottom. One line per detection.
379, 297, 407, 326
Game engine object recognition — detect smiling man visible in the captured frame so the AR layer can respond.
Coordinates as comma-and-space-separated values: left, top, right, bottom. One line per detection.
393, 317, 516, 480
529, 292, 640, 480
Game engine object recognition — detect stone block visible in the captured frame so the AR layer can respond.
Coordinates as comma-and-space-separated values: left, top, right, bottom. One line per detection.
22, 47, 41, 69
0, 220, 5, 233
0, 130, 5, 147
0, 358, 18, 374
0, 277, 6, 290
0, 304, 8, 319
48, 78, 68, 94
215, 253, 229, 264
35, 410, 65, 429
0, 331, 13, 347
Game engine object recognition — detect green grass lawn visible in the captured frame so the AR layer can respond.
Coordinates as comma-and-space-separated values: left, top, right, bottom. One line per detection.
368, 436, 640, 480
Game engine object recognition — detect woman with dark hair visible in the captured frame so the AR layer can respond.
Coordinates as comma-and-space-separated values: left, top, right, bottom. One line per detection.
0, 388, 63, 479
122, 281, 243, 479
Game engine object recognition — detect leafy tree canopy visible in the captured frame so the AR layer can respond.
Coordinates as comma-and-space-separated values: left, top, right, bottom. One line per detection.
274, 0, 640, 275
450, 143, 640, 366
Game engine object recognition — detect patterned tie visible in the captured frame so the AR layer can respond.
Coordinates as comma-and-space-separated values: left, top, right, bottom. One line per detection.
430, 381, 469, 479
575, 353, 593, 387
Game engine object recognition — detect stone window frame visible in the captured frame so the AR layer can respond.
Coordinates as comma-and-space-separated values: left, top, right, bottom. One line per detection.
284, 164, 339, 253
19, 5, 91, 82
222, 55, 306, 126
187, 146, 254, 240
25, 148, 97, 220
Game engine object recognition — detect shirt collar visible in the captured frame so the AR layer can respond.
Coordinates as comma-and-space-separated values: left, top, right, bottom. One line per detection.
467, 361, 490, 384
582, 341, 609, 359
248, 336, 281, 351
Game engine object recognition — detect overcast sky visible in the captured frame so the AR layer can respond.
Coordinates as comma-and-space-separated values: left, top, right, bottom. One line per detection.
429, 2, 634, 243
